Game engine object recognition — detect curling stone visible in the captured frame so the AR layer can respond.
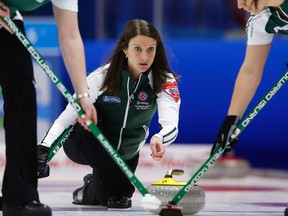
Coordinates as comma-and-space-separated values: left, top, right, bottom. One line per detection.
190, 160, 226, 179
219, 154, 251, 178
145, 169, 205, 215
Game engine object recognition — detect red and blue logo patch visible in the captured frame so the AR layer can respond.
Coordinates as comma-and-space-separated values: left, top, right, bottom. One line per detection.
137, 91, 148, 101
163, 81, 180, 102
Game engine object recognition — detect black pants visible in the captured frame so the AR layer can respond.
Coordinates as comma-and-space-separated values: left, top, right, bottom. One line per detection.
63, 123, 139, 205
0, 21, 39, 205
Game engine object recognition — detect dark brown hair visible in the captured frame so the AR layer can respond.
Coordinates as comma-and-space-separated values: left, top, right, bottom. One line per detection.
101, 19, 179, 94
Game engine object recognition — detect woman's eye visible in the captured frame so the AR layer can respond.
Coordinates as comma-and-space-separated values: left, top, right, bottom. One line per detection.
148, 47, 155, 52
134, 47, 141, 52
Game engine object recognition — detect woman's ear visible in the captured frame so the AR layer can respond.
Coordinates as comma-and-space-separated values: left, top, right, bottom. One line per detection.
123, 49, 128, 58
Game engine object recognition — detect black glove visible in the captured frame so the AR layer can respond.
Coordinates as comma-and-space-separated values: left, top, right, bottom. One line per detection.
210, 115, 240, 156
37, 145, 50, 178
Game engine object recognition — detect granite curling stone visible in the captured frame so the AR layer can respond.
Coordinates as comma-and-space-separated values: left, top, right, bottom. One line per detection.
218, 154, 251, 178
145, 169, 205, 215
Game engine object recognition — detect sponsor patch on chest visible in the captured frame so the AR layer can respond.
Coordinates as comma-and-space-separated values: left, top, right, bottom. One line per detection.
137, 91, 148, 101
163, 81, 180, 102
102, 96, 121, 103
134, 91, 151, 110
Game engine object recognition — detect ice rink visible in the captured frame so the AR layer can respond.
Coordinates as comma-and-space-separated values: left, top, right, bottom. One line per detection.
35, 145, 288, 216
0, 144, 287, 216
37, 172, 288, 216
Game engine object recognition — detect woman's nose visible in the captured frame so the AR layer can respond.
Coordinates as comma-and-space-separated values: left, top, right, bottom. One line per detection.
141, 52, 148, 61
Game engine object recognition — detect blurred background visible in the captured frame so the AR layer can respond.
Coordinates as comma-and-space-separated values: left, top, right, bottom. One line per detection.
26, 0, 247, 40
1, 0, 288, 173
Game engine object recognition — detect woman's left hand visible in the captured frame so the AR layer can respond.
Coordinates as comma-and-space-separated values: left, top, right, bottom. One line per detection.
238, 0, 285, 14
0, 2, 13, 34
77, 97, 98, 131
150, 136, 165, 161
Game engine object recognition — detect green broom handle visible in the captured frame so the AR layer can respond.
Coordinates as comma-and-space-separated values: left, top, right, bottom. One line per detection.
1, 16, 149, 196
171, 70, 288, 204
47, 125, 74, 161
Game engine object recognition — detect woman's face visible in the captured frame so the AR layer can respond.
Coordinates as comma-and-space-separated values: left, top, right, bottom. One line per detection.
124, 35, 157, 79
